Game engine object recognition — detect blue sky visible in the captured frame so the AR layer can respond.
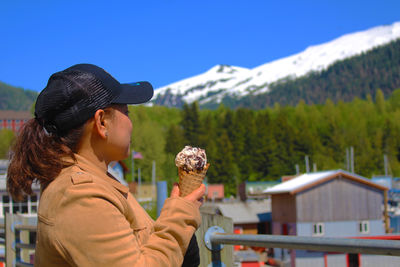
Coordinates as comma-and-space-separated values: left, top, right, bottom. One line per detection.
1, 0, 399, 91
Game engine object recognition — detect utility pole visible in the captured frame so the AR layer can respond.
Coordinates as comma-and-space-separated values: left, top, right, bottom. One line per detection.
131, 151, 135, 182
350, 146, 354, 173
138, 168, 141, 199
305, 155, 310, 173
384, 154, 389, 177
152, 161, 156, 198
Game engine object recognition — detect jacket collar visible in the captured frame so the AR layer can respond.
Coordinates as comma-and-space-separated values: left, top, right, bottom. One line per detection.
73, 153, 129, 195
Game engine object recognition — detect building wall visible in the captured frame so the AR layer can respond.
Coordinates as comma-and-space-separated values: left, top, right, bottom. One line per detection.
271, 193, 296, 223
235, 223, 258, 235
296, 176, 384, 222
135, 184, 156, 201
0, 119, 29, 132
295, 250, 325, 267
296, 252, 400, 267
326, 254, 347, 266
0, 191, 40, 217
207, 184, 224, 199
272, 222, 296, 264
361, 254, 400, 267
390, 215, 400, 233
296, 220, 385, 237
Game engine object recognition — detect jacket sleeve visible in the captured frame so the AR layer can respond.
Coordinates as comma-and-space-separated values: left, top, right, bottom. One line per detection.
53, 182, 201, 267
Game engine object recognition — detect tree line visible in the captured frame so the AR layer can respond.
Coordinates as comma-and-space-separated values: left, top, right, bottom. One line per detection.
159, 89, 400, 195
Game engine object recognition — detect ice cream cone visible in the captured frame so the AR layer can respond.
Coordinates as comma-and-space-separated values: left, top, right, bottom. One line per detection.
178, 163, 210, 197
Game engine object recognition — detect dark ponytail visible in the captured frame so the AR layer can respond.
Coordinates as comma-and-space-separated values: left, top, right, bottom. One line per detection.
7, 118, 85, 201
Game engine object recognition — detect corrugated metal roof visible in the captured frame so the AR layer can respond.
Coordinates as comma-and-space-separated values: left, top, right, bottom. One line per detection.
202, 200, 271, 224
264, 170, 387, 195
0, 160, 9, 170
0, 110, 32, 120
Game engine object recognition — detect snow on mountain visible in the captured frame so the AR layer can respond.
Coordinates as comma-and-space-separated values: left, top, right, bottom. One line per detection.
153, 22, 400, 107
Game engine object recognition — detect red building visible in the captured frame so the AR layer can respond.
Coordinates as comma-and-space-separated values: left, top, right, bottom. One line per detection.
0, 110, 32, 133
206, 184, 224, 200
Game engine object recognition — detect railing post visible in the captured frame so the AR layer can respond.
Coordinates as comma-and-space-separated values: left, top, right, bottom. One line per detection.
5, 213, 16, 267
195, 212, 233, 267
20, 216, 31, 263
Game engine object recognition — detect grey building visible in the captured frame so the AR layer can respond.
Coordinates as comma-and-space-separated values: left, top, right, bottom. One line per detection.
264, 170, 400, 267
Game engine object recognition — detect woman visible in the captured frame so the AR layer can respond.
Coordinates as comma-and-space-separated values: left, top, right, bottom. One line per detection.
7, 64, 205, 266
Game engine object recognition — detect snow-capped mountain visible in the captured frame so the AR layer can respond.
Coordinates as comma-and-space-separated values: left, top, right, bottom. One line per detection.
153, 22, 400, 107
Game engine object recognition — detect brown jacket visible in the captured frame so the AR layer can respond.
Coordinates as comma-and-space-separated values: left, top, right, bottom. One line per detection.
34, 154, 201, 267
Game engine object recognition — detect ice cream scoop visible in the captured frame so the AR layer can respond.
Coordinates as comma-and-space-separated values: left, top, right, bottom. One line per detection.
175, 145, 209, 197
175, 145, 207, 172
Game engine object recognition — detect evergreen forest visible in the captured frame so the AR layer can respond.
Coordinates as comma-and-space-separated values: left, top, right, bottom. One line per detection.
128, 89, 400, 196
0, 81, 37, 111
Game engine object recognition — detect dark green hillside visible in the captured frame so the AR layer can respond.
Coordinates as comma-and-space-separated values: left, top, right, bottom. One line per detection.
0, 81, 37, 111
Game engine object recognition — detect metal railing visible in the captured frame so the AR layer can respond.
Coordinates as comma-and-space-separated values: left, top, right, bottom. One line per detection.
3, 212, 400, 267
210, 233, 400, 256
198, 213, 400, 267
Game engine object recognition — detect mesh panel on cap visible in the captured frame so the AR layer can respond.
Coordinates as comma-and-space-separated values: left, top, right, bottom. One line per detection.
35, 69, 118, 134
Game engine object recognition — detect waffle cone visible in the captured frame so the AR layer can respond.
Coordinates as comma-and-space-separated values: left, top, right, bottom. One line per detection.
178, 163, 210, 197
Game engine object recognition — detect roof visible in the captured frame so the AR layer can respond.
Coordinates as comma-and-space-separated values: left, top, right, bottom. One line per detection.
264, 170, 388, 195
0, 110, 32, 120
245, 181, 279, 195
202, 199, 271, 224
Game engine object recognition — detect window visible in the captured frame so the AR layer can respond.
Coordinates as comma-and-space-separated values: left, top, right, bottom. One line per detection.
30, 194, 38, 213
359, 221, 369, 234
12, 196, 28, 214
312, 222, 324, 236
3, 195, 10, 216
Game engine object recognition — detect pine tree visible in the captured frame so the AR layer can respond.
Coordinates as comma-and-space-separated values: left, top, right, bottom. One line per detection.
208, 131, 236, 196
375, 89, 386, 114
165, 124, 185, 155
181, 102, 201, 146
252, 111, 278, 179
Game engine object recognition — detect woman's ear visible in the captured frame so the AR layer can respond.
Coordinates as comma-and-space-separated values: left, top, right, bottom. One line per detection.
93, 109, 108, 139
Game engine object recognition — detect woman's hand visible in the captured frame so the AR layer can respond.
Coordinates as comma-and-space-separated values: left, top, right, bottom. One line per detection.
171, 183, 206, 209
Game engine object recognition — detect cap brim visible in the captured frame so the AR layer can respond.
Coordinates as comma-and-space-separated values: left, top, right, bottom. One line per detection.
112, 81, 154, 104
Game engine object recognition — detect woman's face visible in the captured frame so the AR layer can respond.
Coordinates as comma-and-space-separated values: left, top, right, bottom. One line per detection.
105, 104, 132, 161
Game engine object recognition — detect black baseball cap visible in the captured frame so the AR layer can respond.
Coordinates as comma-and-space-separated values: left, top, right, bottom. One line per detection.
35, 63, 153, 134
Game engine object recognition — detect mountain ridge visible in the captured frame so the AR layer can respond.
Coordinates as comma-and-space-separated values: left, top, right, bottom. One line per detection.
152, 21, 400, 108
0, 81, 37, 111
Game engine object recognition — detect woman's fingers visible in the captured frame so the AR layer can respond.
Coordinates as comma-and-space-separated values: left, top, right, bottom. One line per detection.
184, 184, 206, 203
170, 183, 206, 208
170, 182, 180, 198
